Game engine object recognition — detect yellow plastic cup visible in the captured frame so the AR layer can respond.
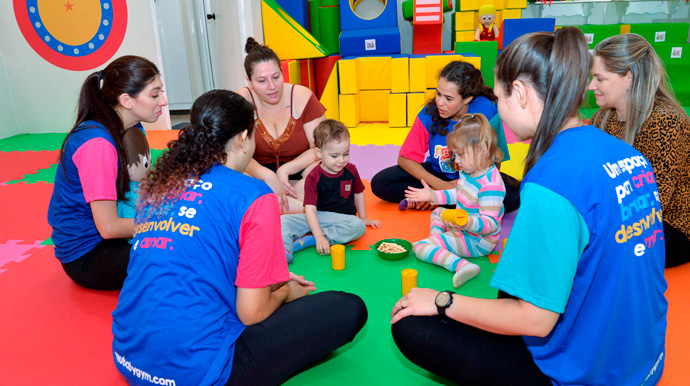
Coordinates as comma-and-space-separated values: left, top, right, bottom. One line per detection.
441, 209, 468, 226
331, 244, 345, 270
401, 268, 418, 296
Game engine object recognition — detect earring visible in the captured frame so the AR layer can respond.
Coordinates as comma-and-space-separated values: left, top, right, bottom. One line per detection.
626, 86, 630, 91
520, 101, 526, 109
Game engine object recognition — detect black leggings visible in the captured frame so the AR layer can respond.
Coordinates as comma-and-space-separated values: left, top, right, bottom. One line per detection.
371, 163, 521, 213
227, 291, 368, 386
391, 315, 552, 386
61, 238, 131, 290
664, 221, 690, 268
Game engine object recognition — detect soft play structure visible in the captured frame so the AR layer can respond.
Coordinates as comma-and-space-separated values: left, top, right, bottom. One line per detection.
263, 0, 689, 128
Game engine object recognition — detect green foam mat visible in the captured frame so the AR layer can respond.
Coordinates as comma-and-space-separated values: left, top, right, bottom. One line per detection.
283, 245, 497, 385
0, 133, 67, 152
629, 23, 689, 45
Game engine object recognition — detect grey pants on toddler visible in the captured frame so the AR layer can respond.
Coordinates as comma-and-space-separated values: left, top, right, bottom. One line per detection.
281, 211, 366, 254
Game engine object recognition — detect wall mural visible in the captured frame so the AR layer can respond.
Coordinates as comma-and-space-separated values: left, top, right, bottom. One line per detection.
13, 0, 127, 71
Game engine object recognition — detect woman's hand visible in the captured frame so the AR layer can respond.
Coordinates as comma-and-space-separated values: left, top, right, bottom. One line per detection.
288, 272, 316, 292
390, 287, 440, 324
263, 172, 290, 213
405, 179, 434, 203
284, 280, 311, 303
275, 166, 299, 199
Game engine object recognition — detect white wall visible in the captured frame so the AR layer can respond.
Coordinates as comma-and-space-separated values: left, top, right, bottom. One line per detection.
0, 1, 168, 138
0, 52, 20, 139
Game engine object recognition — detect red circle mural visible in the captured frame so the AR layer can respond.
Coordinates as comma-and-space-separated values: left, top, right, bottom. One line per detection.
13, 0, 128, 71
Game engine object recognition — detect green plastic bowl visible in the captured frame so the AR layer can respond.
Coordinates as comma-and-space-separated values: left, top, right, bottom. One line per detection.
374, 239, 413, 261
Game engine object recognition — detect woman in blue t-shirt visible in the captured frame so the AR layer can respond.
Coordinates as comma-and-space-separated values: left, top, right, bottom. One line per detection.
390, 27, 667, 386
112, 90, 367, 386
47, 56, 167, 290
371, 61, 519, 212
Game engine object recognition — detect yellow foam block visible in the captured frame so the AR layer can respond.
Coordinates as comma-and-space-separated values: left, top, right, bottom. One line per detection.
498, 8, 522, 26
261, 0, 328, 60
426, 55, 480, 88
391, 57, 409, 93
505, 0, 527, 10
620, 24, 631, 34
286, 60, 301, 85
454, 11, 475, 32
424, 89, 436, 102
407, 93, 426, 126
500, 142, 529, 181
358, 56, 392, 91
460, 0, 480, 11
388, 93, 407, 127
321, 62, 339, 121
360, 90, 390, 122
349, 123, 411, 146
454, 30, 476, 43
409, 57, 427, 93
460, 0, 499, 11
338, 59, 360, 95
339, 93, 360, 128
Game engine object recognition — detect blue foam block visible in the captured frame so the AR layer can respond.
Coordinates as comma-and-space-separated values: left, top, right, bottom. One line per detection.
339, 0, 398, 31
501, 18, 556, 50
339, 27, 402, 57
276, 0, 309, 30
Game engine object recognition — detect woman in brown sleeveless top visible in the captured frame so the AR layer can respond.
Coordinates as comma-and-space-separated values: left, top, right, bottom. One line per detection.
237, 38, 327, 214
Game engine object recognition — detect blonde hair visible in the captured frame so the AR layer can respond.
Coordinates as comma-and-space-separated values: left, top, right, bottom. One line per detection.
447, 113, 503, 171
478, 5, 496, 16
591, 33, 683, 145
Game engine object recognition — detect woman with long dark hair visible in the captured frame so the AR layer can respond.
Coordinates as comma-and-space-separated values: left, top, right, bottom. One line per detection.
371, 61, 519, 212
390, 28, 667, 385
48, 55, 166, 290
112, 90, 367, 386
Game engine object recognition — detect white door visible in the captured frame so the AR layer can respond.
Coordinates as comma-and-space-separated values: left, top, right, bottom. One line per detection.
204, 0, 263, 92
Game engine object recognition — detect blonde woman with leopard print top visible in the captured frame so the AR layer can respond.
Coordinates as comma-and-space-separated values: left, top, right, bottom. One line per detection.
589, 33, 690, 267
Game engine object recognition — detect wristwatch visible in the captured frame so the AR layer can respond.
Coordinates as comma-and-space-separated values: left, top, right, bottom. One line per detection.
435, 290, 455, 323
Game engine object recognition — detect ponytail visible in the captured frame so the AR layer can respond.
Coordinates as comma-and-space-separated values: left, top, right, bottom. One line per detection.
59, 56, 160, 200
496, 27, 592, 176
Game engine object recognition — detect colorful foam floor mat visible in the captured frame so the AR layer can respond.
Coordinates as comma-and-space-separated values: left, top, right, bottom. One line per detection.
1, 127, 687, 386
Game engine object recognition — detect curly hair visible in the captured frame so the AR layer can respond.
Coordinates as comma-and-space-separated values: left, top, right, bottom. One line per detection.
137, 90, 255, 219
425, 61, 497, 137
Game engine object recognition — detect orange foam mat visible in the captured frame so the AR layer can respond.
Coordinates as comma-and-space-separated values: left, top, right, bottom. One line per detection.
348, 181, 430, 251
659, 263, 690, 386
146, 129, 179, 150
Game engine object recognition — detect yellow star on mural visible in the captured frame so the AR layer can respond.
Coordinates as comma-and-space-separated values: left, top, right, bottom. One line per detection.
64, 1, 74, 11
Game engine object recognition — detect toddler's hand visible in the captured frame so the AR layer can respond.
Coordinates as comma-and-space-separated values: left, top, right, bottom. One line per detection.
363, 218, 382, 229
316, 236, 331, 255
405, 179, 434, 203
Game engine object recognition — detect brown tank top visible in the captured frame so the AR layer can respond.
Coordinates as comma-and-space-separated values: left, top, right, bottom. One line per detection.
246, 85, 309, 167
